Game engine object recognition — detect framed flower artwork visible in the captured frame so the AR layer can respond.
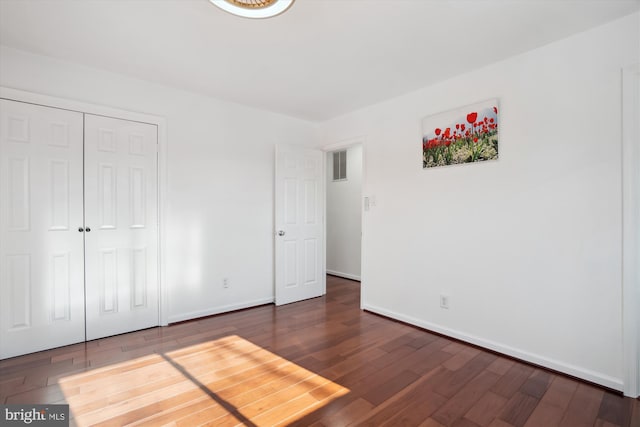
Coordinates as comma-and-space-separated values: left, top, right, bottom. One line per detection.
422, 99, 499, 169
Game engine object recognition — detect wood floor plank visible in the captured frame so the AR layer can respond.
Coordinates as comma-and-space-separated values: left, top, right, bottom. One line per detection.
486, 357, 515, 376
451, 418, 482, 427
519, 369, 553, 399
442, 342, 467, 354
432, 370, 501, 426
380, 331, 422, 353
498, 391, 539, 427
5, 384, 65, 404
558, 383, 605, 427
355, 367, 450, 426
0, 275, 636, 427
258, 386, 347, 427
410, 348, 457, 376
112, 390, 213, 427
594, 419, 621, 427
15, 358, 79, 387
630, 398, 640, 427
380, 389, 448, 426
539, 374, 578, 410
443, 347, 482, 371
464, 391, 508, 426
360, 368, 420, 406
434, 352, 497, 398
419, 419, 447, 427
0, 355, 52, 375
287, 394, 360, 426
407, 332, 439, 349
522, 400, 565, 427
490, 362, 535, 398
0, 382, 40, 404
597, 390, 624, 426
310, 397, 374, 427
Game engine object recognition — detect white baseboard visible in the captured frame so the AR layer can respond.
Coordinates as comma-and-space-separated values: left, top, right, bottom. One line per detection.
327, 270, 361, 281
167, 297, 274, 324
362, 303, 623, 391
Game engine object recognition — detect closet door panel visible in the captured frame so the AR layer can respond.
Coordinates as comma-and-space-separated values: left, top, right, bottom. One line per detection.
0, 99, 85, 359
84, 115, 158, 341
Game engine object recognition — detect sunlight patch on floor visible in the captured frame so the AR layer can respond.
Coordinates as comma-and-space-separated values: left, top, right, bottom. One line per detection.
59, 335, 349, 426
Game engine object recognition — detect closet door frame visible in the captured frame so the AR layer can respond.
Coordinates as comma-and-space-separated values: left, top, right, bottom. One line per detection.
0, 86, 169, 328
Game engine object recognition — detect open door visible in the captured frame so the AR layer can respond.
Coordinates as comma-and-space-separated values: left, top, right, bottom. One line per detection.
275, 145, 325, 305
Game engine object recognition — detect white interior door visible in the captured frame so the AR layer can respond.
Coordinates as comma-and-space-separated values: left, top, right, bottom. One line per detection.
0, 99, 85, 359
84, 114, 158, 341
275, 145, 325, 305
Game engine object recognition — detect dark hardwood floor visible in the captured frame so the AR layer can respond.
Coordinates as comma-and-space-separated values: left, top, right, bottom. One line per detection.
1, 275, 638, 426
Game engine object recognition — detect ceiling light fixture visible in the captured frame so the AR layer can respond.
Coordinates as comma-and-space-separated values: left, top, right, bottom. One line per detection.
209, 0, 295, 19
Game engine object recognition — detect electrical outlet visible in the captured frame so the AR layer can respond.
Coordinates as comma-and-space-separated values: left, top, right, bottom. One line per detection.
223, 278, 229, 288
440, 294, 449, 309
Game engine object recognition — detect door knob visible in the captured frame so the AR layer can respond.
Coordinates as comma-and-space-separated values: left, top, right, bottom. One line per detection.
278, 230, 285, 236
78, 227, 84, 232
85, 227, 91, 232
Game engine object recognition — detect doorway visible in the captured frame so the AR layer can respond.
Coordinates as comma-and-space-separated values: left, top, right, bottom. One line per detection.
325, 143, 363, 282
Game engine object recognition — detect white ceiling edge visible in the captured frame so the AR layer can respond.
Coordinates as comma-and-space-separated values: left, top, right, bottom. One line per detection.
0, 0, 638, 123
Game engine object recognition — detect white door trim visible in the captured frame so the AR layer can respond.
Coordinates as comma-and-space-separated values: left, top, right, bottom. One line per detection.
321, 136, 367, 153
622, 64, 640, 398
321, 136, 367, 306
0, 86, 169, 327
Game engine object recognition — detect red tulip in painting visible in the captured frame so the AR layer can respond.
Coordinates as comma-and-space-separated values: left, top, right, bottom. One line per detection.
421, 99, 499, 168
466, 112, 478, 124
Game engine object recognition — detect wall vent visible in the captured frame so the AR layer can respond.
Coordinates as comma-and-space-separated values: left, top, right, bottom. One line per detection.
332, 150, 347, 181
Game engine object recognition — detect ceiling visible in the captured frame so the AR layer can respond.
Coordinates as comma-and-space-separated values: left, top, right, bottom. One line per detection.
0, 0, 638, 122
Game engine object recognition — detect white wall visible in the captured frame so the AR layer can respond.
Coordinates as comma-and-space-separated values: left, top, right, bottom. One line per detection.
0, 46, 318, 323
326, 145, 362, 281
318, 12, 639, 390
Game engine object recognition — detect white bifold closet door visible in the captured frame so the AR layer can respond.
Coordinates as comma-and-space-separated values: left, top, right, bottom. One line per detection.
0, 100, 159, 359
83, 114, 158, 341
0, 99, 85, 359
